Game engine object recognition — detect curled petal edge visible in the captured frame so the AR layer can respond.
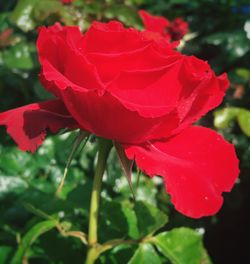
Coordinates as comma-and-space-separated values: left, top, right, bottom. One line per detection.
0, 99, 78, 152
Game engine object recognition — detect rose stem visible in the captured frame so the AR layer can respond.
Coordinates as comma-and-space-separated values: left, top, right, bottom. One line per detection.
85, 138, 112, 264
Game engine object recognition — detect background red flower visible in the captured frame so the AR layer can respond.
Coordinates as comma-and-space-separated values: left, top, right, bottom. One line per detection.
60, 0, 74, 4
139, 10, 189, 42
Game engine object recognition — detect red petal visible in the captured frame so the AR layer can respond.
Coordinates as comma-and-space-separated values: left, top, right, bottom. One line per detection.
83, 21, 148, 54
107, 57, 182, 118
0, 100, 78, 152
86, 44, 179, 83
59, 87, 179, 144
37, 24, 104, 98
139, 10, 170, 35
172, 56, 230, 135
141, 30, 172, 45
124, 126, 239, 218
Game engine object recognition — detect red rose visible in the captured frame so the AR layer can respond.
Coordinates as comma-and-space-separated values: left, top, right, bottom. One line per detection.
169, 17, 189, 41
0, 21, 239, 218
139, 10, 189, 42
0, 28, 13, 49
60, 0, 74, 4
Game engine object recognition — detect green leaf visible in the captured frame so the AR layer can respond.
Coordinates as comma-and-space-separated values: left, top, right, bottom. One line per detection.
99, 199, 141, 241
214, 107, 240, 129
10, 0, 62, 32
237, 109, 250, 137
0, 246, 12, 264
114, 172, 158, 204
38, 230, 84, 264
100, 199, 168, 241
214, 107, 250, 137
153, 228, 211, 264
121, 201, 139, 239
128, 244, 162, 264
10, 0, 37, 32
99, 200, 132, 242
205, 32, 230, 45
0, 146, 36, 176
236, 68, 250, 80
169, 0, 190, 4
204, 31, 250, 61
100, 244, 137, 264
134, 201, 168, 238
2, 42, 34, 70
10, 219, 58, 264
0, 176, 27, 198
33, 0, 62, 22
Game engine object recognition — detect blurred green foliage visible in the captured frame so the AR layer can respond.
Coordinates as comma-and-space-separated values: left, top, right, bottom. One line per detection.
0, 0, 250, 263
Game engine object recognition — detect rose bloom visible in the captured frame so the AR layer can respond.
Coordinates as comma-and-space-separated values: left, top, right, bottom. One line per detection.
0, 20, 239, 218
139, 10, 189, 41
0, 28, 13, 49
169, 17, 189, 41
60, 0, 74, 4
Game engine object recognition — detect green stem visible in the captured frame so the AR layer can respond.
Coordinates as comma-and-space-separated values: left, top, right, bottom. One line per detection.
85, 247, 99, 264
85, 138, 112, 264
